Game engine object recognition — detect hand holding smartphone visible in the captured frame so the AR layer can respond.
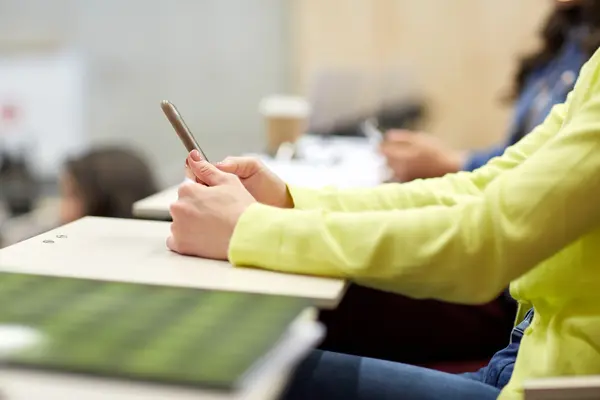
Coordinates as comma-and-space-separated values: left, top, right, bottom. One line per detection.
161, 100, 210, 162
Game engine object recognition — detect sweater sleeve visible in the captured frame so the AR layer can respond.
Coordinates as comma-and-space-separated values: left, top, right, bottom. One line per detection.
229, 56, 600, 304
462, 144, 507, 172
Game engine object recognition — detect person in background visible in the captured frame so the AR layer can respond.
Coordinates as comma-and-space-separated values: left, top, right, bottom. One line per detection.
314, 0, 600, 368
59, 147, 157, 224
381, 0, 598, 182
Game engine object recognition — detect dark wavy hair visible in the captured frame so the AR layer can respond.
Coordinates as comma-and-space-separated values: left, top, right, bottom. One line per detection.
65, 147, 158, 219
511, 0, 600, 99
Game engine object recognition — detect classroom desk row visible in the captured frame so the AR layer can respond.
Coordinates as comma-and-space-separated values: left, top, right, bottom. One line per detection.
0, 217, 346, 308
0, 216, 345, 400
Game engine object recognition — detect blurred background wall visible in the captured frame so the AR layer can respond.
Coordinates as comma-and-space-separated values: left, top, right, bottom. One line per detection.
0, 0, 289, 186
0, 0, 551, 186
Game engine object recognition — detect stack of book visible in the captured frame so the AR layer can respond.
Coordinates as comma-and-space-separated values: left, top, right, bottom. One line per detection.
0, 272, 323, 400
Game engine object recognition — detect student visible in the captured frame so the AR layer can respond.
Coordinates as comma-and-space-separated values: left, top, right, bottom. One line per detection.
59, 147, 157, 224
326, 0, 600, 366
381, 0, 597, 182
168, 41, 600, 400
316, 0, 597, 364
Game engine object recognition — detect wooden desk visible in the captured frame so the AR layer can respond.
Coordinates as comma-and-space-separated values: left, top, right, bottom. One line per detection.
0, 366, 291, 400
0, 216, 346, 309
133, 136, 385, 220
524, 375, 600, 400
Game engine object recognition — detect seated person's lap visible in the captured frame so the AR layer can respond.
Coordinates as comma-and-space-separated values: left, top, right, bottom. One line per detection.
318, 284, 516, 364
287, 307, 533, 399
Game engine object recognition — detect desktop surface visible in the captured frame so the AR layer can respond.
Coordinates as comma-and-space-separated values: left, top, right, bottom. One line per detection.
0, 217, 346, 308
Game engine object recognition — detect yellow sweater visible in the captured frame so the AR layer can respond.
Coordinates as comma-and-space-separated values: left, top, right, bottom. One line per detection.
229, 48, 600, 399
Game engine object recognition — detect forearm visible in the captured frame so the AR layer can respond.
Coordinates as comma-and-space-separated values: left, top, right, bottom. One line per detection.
232, 125, 600, 304
230, 56, 600, 304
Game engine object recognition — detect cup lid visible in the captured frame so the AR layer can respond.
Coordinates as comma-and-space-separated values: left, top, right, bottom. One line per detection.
259, 95, 310, 118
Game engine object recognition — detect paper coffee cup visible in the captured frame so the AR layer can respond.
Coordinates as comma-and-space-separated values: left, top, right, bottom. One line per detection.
259, 96, 310, 155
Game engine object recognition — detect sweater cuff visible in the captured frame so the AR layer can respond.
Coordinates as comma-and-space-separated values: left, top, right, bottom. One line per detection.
228, 202, 285, 268
287, 185, 323, 209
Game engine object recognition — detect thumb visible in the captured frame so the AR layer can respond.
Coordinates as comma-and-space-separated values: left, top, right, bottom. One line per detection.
216, 157, 261, 179
188, 150, 228, 186
166, 235, 180, 253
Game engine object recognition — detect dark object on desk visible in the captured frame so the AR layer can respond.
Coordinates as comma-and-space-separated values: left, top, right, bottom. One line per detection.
377, 103, 427, 132
312, 102, 427, 137
0, 272, 309, 391
0, 151, 39, 217
318, 284, 516, 371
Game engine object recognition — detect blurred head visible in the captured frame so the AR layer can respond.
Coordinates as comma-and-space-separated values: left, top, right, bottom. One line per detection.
511, 0, 600, 98
60, 147, 158, 224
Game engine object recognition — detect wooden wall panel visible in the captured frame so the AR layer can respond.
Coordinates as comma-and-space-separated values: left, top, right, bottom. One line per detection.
291, 0, 551, 148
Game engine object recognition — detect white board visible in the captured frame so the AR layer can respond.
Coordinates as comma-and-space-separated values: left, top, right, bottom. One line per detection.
0, 50, 86, 178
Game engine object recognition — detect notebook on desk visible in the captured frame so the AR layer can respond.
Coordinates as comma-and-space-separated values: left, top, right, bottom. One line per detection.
0, 272, 319, 392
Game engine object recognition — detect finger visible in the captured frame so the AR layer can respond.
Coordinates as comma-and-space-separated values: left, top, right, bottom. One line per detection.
185, 163, 197, 181
188, 151, 229, 186
385, 158, 410, 180
216, 157, 260, 179
166, 235, 181, 253
385, 130, 414, 143
380, 143, 409, 157
185, 156, 204, 183
380, 140, 410, 155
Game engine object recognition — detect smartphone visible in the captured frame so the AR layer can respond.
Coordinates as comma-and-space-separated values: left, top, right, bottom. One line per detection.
161, 100, 210, 162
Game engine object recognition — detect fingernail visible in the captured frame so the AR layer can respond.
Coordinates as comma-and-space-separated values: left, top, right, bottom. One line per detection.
190, 150, 201, 162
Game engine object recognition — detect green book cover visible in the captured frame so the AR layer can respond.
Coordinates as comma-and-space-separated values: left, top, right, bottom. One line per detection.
0, 272, 309, 390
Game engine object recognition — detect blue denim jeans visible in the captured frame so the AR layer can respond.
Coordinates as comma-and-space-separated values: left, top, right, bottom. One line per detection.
282, 309, 534, 400
461, 308, 533, 388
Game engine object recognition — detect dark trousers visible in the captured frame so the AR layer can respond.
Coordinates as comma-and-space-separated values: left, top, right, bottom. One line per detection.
318, 284, 516, 365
